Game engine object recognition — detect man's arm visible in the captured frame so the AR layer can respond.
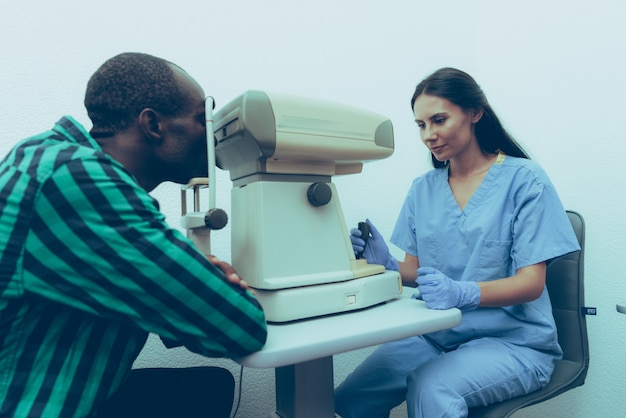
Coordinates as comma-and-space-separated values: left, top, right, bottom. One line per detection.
25, 157, 266, 358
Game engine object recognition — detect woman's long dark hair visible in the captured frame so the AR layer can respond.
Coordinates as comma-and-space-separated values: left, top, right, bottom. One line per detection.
410, 67, 529, 168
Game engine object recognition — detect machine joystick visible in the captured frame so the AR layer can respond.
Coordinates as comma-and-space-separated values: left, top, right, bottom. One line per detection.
356, 221, 370, 259
204, 208, 228, 230
307, 182, 332, 207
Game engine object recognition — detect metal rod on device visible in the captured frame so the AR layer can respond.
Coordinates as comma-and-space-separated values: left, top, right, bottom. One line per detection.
205, 96, 216, 211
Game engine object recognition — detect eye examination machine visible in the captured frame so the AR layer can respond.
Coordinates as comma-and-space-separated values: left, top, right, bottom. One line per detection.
183, 90, 402, 323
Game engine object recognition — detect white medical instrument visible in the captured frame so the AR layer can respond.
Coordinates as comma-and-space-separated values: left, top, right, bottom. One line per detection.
209, 90, 402, 323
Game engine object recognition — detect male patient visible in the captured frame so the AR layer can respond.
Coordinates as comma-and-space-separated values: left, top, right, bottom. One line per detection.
0, 52, 267, 417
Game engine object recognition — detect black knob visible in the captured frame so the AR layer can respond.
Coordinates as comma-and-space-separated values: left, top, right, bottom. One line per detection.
204, 208, 228, 230
307, 182, 332, 207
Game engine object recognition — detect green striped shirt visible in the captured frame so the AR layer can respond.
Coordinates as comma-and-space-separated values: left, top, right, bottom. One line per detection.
0, 117, 267, 417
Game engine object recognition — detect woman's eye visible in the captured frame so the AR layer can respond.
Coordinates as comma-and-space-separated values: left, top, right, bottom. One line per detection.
435, 118, 446, 124
416, 123, 425, 129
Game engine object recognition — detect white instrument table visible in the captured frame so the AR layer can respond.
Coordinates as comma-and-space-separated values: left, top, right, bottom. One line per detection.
236, 292, 462, 418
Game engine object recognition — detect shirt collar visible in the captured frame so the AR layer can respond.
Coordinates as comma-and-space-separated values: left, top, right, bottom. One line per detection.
51, 116, 102, 151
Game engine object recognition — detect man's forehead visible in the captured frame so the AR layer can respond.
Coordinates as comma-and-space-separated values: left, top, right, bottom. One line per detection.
169, 63, 205, 103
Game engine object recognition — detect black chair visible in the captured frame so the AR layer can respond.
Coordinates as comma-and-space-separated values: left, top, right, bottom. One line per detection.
469, 210, 589, 418
98, 366, 235, 418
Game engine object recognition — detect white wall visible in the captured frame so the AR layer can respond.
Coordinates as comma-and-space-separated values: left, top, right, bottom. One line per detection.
2, 1, 625, 417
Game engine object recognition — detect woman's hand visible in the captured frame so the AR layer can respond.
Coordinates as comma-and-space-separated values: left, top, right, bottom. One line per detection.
417, 267, 480, 310
349, 218, 399, 271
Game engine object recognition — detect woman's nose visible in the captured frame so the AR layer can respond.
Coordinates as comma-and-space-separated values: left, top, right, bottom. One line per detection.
422, 125, 436, 142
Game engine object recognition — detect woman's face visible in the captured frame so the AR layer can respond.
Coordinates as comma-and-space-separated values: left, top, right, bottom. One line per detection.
413, 94, 481, 163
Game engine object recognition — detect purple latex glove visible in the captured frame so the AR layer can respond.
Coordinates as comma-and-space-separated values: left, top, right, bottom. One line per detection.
349, 219, 399, 271
416, 267, 480, 310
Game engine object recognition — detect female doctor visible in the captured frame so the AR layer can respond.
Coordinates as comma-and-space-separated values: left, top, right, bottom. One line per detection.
334, 67, 580, 418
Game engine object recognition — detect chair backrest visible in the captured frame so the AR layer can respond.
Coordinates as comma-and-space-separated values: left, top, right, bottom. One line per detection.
468, 210, 589, 418
548, 210, 589, 381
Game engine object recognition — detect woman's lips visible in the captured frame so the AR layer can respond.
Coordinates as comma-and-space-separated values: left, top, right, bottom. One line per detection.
430, 145, 445, 154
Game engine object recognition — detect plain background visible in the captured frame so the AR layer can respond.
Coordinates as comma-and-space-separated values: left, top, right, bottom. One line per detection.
1, 1, 625, 416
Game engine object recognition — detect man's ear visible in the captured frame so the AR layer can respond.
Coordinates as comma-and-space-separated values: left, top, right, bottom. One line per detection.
138, 108, 163, 144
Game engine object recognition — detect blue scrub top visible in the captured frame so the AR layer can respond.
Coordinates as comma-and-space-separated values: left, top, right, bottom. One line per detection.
390, 155, 580, 356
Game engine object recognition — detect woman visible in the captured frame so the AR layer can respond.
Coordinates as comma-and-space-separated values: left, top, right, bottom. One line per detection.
334, 68, 580, 417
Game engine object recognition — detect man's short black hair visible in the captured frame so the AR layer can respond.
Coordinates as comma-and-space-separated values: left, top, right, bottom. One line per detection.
84, 52, 189, 138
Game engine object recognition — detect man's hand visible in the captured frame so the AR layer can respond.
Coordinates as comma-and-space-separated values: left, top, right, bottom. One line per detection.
206, 255, 255, 294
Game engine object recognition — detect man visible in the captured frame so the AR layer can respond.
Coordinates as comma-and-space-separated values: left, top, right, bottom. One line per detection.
0, 52, 267, 417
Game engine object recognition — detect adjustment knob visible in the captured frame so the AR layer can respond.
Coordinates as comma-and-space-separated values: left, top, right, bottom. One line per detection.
307, 182, 332, 207
204, 208, 228, 230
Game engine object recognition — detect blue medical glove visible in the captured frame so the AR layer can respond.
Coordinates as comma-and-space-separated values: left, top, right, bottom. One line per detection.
349, 219, 399, 271
416, 267, 480, 311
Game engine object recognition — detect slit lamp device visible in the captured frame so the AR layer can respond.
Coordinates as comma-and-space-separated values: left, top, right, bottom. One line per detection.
183, 91, 402, 323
